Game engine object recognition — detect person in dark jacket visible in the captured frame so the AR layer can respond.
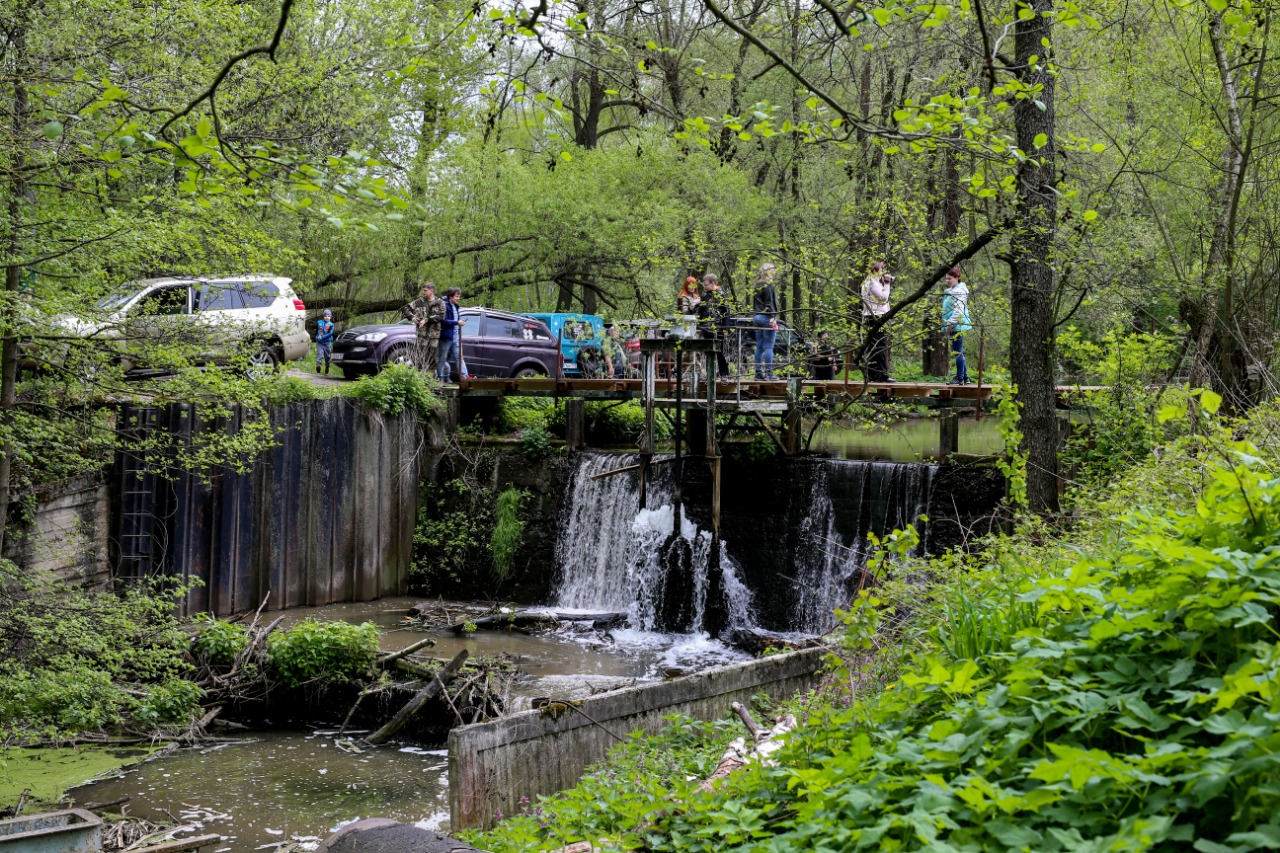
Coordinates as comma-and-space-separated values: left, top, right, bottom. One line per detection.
751, 262, 779, 379
698, 273, 731, 376
437, 287, 465, 382
810, 330, 839, 381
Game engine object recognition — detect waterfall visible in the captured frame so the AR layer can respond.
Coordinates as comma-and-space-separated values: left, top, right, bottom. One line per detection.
553, 453, 935, 637
553, 455, 754, 634
786, 460, 935, 633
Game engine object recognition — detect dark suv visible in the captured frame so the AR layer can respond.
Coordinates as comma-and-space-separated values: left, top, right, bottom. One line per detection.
330, 308, 559, 379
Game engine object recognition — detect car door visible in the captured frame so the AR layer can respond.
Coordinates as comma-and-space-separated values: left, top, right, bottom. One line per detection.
124, 283, 194, 364
191, 279, 246, 358
480, 313, 525, 377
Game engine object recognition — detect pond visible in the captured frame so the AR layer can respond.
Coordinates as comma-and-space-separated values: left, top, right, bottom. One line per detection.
809, 414, 1004, 461
72, 598, 749, 851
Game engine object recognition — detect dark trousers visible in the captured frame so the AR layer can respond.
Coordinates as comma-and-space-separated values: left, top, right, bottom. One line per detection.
865, 327, 890, 382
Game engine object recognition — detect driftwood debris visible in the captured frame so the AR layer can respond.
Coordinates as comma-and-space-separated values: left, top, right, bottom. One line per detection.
444, 609, 628, 635
697, 702, 797, 793
365, 649, 469, 746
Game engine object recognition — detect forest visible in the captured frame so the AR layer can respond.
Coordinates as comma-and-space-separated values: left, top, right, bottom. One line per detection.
3, 0, 1278, 532
5, 1, 1280, 848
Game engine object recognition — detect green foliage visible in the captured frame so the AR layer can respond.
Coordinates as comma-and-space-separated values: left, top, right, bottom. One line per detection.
993, 386, 1028, 509
412, 478, 494, 592
348, 363, 440, 418
190, 615, 250, 667
519, 425, 554, 460
497, 397, 555, 433
258, 374, 333, 406
469, 714, 738, 850
490, 487, 527, 581
132, 678, 205, 727
0, 562, 195, 739
475, 405, 1280, 853
265, 619, 380, 688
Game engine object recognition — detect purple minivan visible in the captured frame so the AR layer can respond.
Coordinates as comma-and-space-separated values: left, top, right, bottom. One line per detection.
330, 308, 560, 380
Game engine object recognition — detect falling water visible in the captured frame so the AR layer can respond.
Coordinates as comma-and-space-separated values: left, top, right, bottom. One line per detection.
553, 454, 935, 637
553, 454, 754, 633
786, 460, 935, 633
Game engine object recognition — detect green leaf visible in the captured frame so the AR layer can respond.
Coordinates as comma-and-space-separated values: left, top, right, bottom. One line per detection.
1034, 133, 1048, 148
1200, 390, 1222, 414
1082, 210, 1099, 221
42, 121, 64, 140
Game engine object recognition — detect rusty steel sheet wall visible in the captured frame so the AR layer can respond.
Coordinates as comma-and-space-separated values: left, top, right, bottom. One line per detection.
447, 648, 824, 830
113, 398, 421, 616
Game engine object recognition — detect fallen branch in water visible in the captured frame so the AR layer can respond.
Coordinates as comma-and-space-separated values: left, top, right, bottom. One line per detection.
365, 649, 469, 746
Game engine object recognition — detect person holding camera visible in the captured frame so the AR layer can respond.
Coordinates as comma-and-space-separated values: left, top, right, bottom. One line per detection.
860, 261, 893, 382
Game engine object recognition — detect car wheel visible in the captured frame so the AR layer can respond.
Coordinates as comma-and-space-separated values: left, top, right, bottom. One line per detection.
513, 366, 541, 379
384, 343, 418, 369
340, 366, 371, 380
245, 344, 281, 380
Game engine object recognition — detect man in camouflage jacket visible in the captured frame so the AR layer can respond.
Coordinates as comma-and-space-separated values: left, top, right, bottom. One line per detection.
402, 281, 445, 376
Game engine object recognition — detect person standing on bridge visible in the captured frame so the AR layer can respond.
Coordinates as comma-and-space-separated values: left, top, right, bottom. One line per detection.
402, 281, 444, 377
438, 287, 466, 383
942, 268, 972, 385
698, 273, 730, 376
677, 276, 701, 316
751, 262, 779, 379
861, 261, 893, 382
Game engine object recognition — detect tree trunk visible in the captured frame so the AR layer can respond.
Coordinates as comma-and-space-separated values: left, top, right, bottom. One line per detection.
0, 17, 31, 555
1190, 15, 1268, 409
1009, 0, 1060, 515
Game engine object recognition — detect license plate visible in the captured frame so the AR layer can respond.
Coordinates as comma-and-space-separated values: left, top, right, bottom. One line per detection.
331, 353, 344, 361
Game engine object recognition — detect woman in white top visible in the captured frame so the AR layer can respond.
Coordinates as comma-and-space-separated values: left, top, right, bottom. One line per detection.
860, 261, 893, 382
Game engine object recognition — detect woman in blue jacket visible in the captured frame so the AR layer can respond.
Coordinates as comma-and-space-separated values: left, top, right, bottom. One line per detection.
942, 268, 972, 385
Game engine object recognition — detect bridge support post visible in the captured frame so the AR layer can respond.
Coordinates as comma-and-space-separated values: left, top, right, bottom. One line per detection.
939, 413, 960, 460
564, 399, 586, 451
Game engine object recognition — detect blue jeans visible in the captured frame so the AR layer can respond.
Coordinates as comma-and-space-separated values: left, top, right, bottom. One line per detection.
438, 336, 460, 381
752, 314, 776, 378
951, 333, 968, 382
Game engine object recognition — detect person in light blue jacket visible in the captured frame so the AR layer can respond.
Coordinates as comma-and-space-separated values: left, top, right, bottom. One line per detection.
942, 268, 972, 385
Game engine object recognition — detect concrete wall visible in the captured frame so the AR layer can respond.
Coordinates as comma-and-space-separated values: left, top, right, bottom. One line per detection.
3, 472, 111, 587
447, 648, 823, 830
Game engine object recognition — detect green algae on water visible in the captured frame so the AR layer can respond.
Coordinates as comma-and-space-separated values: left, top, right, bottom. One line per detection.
1, 745, 164, 808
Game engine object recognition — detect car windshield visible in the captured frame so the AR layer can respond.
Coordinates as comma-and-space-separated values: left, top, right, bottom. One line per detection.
95, 288, 142, 311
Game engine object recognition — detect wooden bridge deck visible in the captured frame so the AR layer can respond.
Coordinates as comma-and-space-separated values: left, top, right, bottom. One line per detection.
457, 377, 1104, 405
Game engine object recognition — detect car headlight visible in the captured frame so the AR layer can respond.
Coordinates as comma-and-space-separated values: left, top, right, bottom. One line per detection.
355, 332, 388, 342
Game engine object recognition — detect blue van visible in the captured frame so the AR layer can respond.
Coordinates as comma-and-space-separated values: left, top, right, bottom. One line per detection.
521, 312, 607, 377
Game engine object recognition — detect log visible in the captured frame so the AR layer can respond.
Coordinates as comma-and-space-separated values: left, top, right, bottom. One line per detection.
696, 710, 798, 793
364, 650, 469, 746
444, 610, 627, 634
376, 636, 437, 666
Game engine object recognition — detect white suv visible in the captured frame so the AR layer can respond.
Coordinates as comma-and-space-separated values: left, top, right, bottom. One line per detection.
49, 275, 310, 376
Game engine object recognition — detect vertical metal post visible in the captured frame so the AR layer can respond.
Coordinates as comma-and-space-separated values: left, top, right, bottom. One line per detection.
639, 348, 656, 508
976, 326, 986, 421
674, 348, 683, 505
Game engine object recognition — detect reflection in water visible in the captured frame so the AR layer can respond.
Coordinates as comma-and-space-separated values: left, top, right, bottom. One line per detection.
810, 416, 1003, 462
76, 732, 450, 852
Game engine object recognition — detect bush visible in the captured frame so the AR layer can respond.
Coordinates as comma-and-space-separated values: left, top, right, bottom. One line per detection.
347, 363, 439, 418
191, 616, 250, 667
520, 425, 554, 460
266, 619, 380, 688
490, 487, 527, 581
411, 478, 494, 592
0, 563, 194, 739
497, 396, 555, 433
258, 373, 329, 406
